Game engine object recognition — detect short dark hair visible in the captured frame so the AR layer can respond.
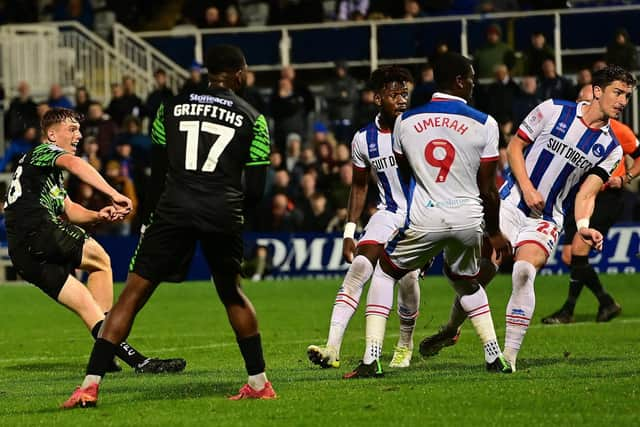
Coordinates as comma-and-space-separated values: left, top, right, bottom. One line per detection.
41, 108, 83, 132
369, 65, 414, 92
205, 44, 246, 74
592, 65, 636, 91
433, 52, 472, 90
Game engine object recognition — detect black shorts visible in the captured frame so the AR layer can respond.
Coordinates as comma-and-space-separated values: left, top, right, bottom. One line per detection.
8, 221, 87, 299
562, 188, 624, 245
130, 217, 243, 284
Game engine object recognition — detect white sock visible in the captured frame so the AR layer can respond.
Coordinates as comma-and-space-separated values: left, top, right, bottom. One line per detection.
362, 263, 395, 364
459, 285, 501, 363
396, 270, 420, 349
505, 260, 537, 368
363, 315, 387, 364
503, 347, 518, 372
326, 255, 373, 354
81, 375, 101, 388
248, 372, 268, 391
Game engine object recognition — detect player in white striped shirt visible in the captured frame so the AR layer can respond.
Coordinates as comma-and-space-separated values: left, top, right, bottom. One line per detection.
419, 65, 635, 372
307, 66, 421, 370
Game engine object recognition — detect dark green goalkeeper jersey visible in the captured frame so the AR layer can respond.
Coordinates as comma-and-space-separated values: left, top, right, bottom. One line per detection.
3, 143, 76, 239
150, 86, 271, 233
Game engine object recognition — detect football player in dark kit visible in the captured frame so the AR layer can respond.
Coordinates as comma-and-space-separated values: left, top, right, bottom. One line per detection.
4, 108, 185, 375
64, 45, 276, 408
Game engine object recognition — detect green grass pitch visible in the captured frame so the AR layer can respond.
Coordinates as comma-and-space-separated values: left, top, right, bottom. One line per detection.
0, 274, 638, 426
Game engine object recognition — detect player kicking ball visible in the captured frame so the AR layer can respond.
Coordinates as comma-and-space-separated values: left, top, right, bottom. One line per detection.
63, 45, 276, 408
3, 108, 186, 381
419, 66, 634, 371
307, 66, 422, 372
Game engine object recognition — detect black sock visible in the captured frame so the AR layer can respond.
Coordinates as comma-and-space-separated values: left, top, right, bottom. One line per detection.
237, 334, 265, 376
90, 316, 148, 368
86, 338, 117, 376
562, 279, 584, 313
570, 255, 612, 306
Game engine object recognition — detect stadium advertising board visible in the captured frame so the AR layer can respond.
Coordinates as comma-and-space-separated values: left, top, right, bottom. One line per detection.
93, 226, 640, 281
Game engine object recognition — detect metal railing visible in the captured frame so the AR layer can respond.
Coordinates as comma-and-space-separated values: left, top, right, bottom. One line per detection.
1, 21, 188, 108
112, 22, 188, 97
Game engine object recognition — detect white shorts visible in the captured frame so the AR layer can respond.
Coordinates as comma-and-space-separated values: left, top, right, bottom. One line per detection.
385, 223, 483, 277
357, 210, 406, 247
500, 200, 560, 257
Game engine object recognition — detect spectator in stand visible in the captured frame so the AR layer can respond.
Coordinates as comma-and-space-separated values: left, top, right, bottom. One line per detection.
325, 61, 359, 143
224, 5, 244, 27
573, 67, 592, 99
605, 28, 638, 71
403, 0, 425, 19
102, 160, 138, 236
294, 171, 317, 215
47, 83, 73, 109
315, 141, 335, 191
326, 207, 349, 233
353, 86, 378, 130
410, 63, 436, 108
74, 86, 91, 117
334, 143, 350, 167
256, 193, 302, 232
241, 70, 266, 114
281, 65, 315, 117
592, 59, 607, 72
524, 31, 554, 77
512, 76, 541, 128
121, 76, 144, 118
0, 126, 38, 172
291, 147, 317, 187
181, 61, 208, 94
146, 69, 174, 135
270, 169, 293, 199
106, 83, 127, 126
537, 57, 574, 101
473, 23, 515, 80
83, 101, 119, 163
302, 193, 333, 232
477, 0, 519, 12
117, 115, 152, 199
285, 132, 302, 172
336, 0, 369, 20
4, 80, 37, 139
79, 135, 102, 172
36, 101, 50, 122
271, 76, 309, 154
328, 162, 352, 211
111, 138, 135, 182
202, 5, 222, 28
485, 64, 520, 137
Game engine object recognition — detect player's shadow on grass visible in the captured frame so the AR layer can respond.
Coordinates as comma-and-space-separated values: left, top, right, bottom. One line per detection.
107, 379, 239, 402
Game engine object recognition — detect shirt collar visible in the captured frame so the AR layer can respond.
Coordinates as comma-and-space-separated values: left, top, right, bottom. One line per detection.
431, 92, 468, 104
375, 114, 391, 133
577, 101, 611, 134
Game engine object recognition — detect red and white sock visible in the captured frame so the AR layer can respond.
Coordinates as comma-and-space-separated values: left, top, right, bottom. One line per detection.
362, 263, 394, 364
504, 260, 537, 370
459, 285, 501, 363
326, 255, 373, 354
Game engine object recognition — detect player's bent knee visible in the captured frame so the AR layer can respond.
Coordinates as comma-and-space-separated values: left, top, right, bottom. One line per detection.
81, 239, 112, 272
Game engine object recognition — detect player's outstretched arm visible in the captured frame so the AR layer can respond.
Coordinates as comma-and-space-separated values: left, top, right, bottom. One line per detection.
478, 160, 512, 262
507, 134, 544, 214
574, 173, 605, 251
342, 165, 370, 263
63, 197, 126, 225
55, 154, 132, 213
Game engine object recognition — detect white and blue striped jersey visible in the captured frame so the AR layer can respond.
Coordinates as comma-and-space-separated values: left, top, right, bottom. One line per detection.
351, 115, 408, 214
393, 92, 500, 231
500, 99, 623, 228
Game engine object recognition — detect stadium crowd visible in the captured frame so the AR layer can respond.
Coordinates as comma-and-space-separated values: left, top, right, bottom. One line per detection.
2, 0, 640, 32
1, 20, 639, 238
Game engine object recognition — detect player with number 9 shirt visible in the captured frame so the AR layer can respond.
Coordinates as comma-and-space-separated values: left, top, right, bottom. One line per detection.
344, 52, 514, 377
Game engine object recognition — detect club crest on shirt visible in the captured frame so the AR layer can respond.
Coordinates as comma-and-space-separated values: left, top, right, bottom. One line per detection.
592, 143, 605, 157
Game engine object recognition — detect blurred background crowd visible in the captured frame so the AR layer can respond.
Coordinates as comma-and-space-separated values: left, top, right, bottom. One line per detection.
1, 0, 639, 238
